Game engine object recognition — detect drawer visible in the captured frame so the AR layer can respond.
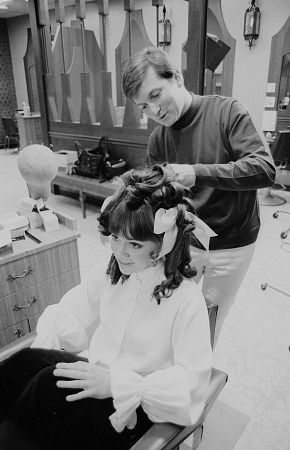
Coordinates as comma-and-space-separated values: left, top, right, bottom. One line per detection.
0, 268, 80, 330
0, 240, 79, 298
0, 319, 31, 348
45, 240, 79, 277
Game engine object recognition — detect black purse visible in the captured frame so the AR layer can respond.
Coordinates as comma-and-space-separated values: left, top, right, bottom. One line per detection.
73, 137, 127, 180
73, 137, 109, 178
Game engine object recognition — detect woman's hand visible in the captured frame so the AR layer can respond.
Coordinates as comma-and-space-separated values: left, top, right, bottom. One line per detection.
53, 361, 112, 401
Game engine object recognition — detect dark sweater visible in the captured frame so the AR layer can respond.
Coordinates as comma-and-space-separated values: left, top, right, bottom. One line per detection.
146, 95, 276, 250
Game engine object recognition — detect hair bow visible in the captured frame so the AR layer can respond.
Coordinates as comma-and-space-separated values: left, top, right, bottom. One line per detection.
190, 214, 217, 251
154, 208, 217, 259
154, 208, 178, 258
101, 195, 114, 212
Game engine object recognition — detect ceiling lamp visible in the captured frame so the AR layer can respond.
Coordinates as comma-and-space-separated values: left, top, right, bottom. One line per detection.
158, 5, 171, 49
243, 0, 261, 49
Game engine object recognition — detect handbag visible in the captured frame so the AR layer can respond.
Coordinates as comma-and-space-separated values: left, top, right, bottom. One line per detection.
73, 138, 109, 178
73, 137, 127, 180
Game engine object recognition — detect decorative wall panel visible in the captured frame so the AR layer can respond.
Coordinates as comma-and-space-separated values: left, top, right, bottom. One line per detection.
0, 19, 18, 145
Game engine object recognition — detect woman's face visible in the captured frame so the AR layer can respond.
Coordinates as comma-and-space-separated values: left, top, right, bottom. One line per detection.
110, 234, 160, 275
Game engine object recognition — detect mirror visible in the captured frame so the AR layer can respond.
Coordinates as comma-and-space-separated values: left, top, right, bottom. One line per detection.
278, 52, 290, 111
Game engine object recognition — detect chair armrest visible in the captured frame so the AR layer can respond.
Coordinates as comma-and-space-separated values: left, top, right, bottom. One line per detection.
130, 422, 182, 450
0, 331, 36, 363
198, 367, 228, 422
131, 367, 228, 450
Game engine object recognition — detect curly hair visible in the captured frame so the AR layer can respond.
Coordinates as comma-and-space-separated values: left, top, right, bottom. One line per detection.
98, 164, 197, 304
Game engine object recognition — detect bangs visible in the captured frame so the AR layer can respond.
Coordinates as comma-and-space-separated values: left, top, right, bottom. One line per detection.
108, 201, 157, 242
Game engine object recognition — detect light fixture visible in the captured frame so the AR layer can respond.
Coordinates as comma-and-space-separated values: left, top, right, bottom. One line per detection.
243, 0, 261, 49
158, 5, 171, 48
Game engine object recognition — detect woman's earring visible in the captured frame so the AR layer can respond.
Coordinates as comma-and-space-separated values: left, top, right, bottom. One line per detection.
150, 252, 159, 266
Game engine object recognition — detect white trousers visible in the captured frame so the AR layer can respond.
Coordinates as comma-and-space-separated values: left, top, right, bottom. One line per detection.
190, 243, 256, 343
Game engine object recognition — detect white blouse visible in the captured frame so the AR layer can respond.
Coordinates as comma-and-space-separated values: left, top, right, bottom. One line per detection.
32, 261, 213, 432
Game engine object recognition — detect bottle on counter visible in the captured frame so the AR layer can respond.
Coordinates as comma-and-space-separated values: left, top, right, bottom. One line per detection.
22, 102, 31, 117
280, 92, 290, 110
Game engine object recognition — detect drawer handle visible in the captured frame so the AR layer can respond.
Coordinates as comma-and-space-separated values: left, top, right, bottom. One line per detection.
7, 266, 33, 282
14, 328, 24, 338
13, 296, 38, 311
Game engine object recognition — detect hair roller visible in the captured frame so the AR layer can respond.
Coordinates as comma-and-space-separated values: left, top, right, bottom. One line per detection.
125, 185, 147, 210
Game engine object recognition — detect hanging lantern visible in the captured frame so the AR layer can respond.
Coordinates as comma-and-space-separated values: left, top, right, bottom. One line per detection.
158, 5, 171, 47
243, 0, 261, 49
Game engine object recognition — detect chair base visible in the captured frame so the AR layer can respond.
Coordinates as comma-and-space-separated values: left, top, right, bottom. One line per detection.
261, 282, 290, 298
258, 188, 286, 206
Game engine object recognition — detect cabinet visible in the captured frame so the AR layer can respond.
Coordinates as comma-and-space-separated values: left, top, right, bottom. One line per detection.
0, 216, 80, 348
15, 113, 42, 150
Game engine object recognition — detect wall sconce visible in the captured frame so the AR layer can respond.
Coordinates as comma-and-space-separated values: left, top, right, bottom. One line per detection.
158, 5, 171, 48
243, 0, 261, 49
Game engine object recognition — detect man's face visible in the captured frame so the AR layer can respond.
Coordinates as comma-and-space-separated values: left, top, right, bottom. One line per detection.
133, 66, 189, 127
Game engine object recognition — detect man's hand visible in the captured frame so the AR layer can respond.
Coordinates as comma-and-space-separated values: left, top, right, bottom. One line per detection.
54, 361, 111, 401
170, 164, 196, 187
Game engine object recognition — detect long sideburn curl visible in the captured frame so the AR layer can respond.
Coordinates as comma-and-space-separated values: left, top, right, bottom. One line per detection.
153, 207, 197, 304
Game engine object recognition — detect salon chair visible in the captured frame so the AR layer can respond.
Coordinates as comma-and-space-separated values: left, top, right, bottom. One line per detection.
1, 116, 19, 150
260, 130, 290, 299
271, 129, 290, 237
0, 303, 228, 450
260, 129, 290, 206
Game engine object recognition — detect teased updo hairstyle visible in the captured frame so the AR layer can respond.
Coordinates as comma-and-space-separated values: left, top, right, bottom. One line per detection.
98, 164, 197, 304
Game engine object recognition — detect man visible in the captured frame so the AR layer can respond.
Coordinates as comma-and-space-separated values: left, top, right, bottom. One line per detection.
122, 46, 276, 341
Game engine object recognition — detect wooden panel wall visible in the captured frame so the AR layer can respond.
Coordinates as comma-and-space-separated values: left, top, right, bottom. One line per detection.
23, 28, 40, 113
27, 0, 212, 167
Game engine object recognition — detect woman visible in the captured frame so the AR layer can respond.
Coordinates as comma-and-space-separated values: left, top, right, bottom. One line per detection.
0, 164, 212, 450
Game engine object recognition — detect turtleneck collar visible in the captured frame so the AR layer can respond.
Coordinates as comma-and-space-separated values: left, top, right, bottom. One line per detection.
171, 93, 201, 131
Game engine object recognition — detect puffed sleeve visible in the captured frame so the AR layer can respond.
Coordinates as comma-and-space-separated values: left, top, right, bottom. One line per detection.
109, 285, 213, 432
31, 263, 107, 352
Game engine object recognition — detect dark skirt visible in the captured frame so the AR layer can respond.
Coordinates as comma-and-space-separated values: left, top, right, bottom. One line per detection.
0, 348, 152, 450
